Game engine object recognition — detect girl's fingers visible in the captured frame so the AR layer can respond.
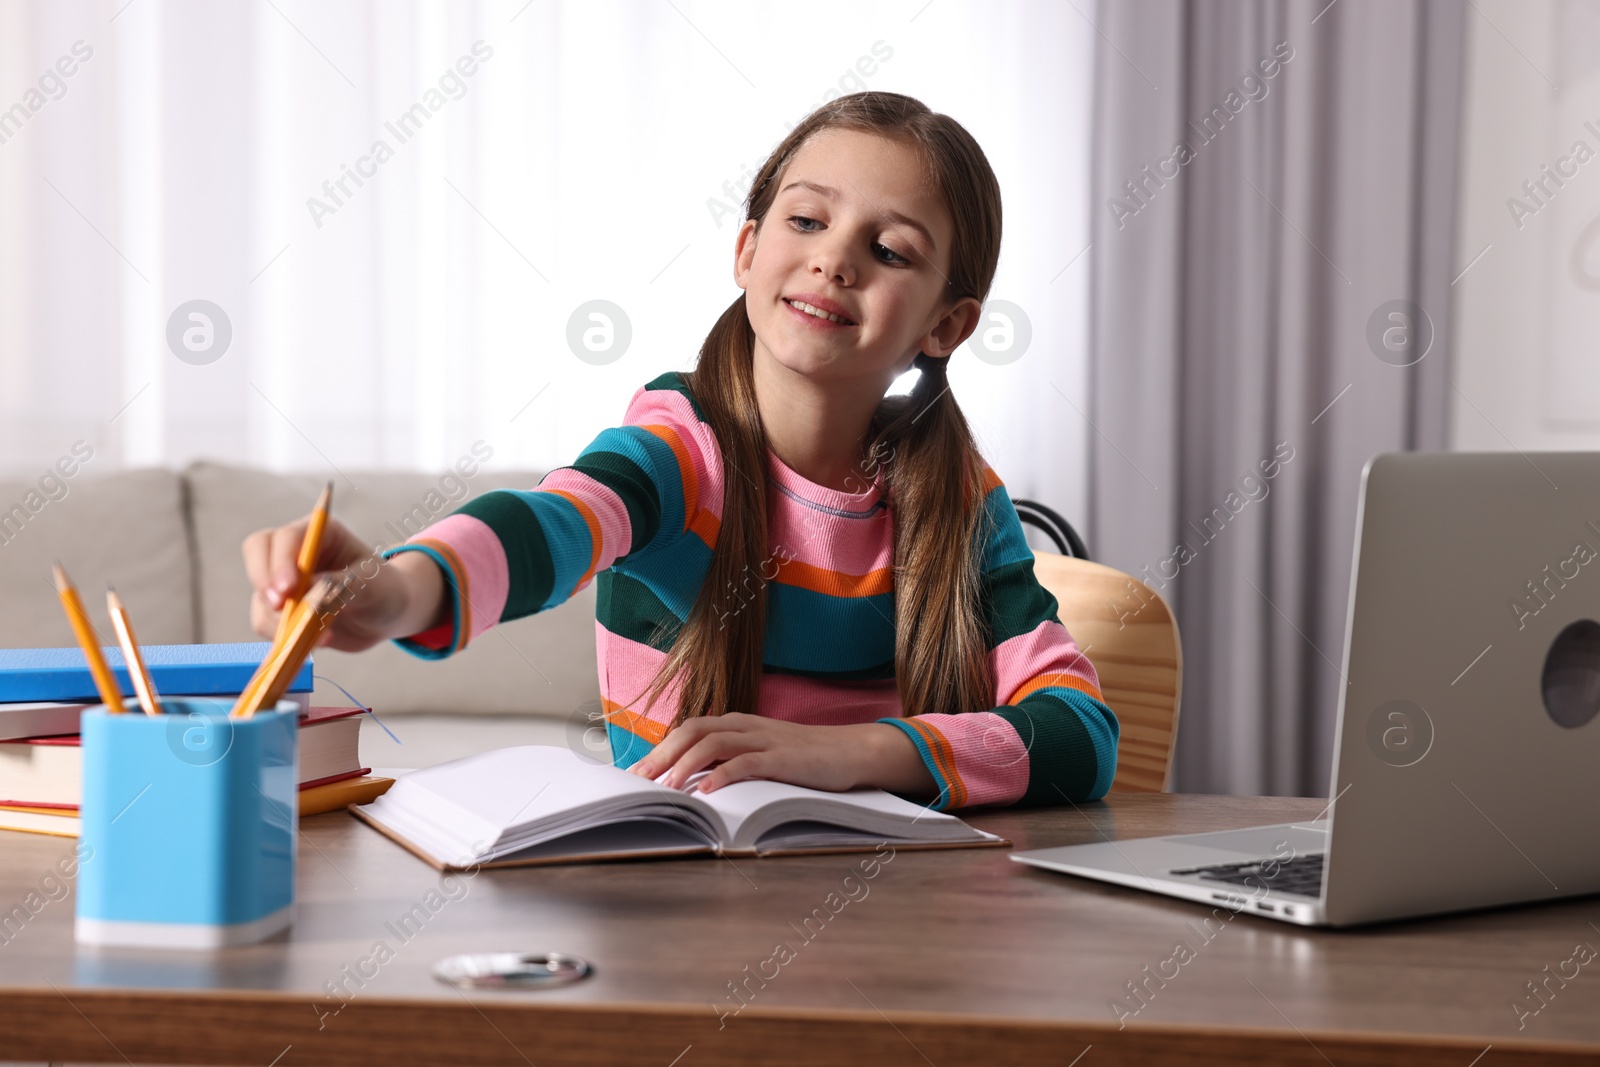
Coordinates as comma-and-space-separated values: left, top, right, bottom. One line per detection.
630, 719, 710, 777
269, 521, 310, 596
660, 730, 750, 789
630, 716, 753, 780
696, 751, 768, 793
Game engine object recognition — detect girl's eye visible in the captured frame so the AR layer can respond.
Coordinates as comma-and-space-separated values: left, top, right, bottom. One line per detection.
786, 215, 911, 267
873, 242, 910, 266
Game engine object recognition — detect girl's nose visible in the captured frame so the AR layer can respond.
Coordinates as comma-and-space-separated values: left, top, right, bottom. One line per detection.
811, 237, 856, 286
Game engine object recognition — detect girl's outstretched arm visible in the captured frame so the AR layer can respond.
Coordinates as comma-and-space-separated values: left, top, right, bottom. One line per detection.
378, 374, 713, 659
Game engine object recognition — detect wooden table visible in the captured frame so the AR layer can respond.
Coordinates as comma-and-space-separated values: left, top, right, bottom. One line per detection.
2, 794, 1598, 1066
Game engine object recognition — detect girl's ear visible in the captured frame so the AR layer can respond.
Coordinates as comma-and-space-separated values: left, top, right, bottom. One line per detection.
919, 296, 984, 359
732, 219, 759, 290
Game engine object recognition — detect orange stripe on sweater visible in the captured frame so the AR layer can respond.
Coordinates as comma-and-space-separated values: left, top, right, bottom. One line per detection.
1006, 672, 1104, 706
544, 488, 604, 585
688, 507, 720, 550
904, 718, 967, 810
980, 464, 1004, 494
602, 699, 671, 745
773, 556, 894, 598
415, 538, 472, 652
642, 423, 698, 532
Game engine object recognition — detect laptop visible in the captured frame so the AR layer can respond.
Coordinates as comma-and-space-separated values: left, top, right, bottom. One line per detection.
1011, 451, 1600, 926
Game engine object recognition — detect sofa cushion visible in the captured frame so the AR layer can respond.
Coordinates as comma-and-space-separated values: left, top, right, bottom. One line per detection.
0, 467, 196, 650
185, 461, 601, 717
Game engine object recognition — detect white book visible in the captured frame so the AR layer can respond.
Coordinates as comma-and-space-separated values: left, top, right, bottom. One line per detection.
0, 702, 95, 743
350, 745, 1008, 869
0, 691, 311, 743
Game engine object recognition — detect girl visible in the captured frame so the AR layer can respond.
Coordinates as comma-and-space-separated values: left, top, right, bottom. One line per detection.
243, 91, 1118, 811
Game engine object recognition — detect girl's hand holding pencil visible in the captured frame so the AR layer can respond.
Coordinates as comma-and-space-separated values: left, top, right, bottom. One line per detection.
241, 511, 450, 655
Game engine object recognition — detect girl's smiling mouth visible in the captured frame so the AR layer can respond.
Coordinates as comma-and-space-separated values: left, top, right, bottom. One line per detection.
783, 296, 858, 327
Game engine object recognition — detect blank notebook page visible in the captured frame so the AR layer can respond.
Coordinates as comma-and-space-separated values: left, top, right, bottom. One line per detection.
387, 746, 673, 838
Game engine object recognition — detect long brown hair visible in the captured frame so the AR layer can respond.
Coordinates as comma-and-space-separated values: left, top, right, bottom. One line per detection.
642, 91, 1003, 727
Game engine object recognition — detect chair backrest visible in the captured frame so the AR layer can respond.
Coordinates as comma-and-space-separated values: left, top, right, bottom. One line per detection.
1030, 551, 1183, 793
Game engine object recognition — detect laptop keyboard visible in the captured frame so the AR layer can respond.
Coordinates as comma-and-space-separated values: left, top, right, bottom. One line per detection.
1169, 853, 1325, 897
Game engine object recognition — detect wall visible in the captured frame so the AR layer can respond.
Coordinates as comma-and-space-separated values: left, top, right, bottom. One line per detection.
1452, 0, 1600, 451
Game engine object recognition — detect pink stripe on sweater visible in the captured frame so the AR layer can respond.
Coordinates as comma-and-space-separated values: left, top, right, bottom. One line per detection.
535, 469, 634, 583
767, 494, 893, 575
991, 619, 1101, 704
756, 674, 902, 725
595, 624, 904, 734
596, 622, 681, 730
410, 513, 510, 645
903, 711, 1031, 807
769, 450, 885, 514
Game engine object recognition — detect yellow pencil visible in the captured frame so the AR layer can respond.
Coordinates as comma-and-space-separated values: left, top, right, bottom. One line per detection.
238, 578, 344, 718
270, 481, 333, 651
105, 585, 162, 716
52, 561, 126, 714
228, 646, 277, 719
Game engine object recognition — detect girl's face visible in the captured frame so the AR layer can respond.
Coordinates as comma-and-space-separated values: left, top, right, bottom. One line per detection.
733, 128, 981, 395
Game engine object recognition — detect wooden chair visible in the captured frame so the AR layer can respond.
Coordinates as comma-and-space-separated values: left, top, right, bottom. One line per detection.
1030, 551, 1183, 793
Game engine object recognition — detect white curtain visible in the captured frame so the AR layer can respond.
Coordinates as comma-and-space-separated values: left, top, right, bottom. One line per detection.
0, 0, 1094, 527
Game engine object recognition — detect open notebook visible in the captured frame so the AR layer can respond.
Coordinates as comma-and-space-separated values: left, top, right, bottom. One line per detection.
350, 745, 1008, 869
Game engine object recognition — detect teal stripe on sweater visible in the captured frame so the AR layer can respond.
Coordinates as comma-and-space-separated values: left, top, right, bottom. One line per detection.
607, 721, 656, 769
608, 532, 713, 627
764, 583, 896, 674
577, 425, 686, 554
979, 483, 1034, 573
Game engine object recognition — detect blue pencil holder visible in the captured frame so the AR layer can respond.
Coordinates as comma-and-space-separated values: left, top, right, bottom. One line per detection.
75, 698, 299, 949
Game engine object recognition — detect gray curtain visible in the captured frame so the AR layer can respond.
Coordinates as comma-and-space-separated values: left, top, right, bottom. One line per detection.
1088, 0, 1465, 797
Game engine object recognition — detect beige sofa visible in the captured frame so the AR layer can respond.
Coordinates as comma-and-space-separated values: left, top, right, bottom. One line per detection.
0, 461, 602, 765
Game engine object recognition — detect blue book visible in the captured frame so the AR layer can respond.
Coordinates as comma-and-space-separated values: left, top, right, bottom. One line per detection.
0, 642, 313, 704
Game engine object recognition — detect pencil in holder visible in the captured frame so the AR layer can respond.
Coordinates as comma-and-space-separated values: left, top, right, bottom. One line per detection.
75, 697, 299, 948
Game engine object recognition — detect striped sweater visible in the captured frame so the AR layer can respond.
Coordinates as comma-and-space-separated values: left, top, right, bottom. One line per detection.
381, 372, 1119, 810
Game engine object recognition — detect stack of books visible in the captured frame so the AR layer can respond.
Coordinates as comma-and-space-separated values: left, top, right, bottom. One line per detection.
0, 642, 392, 837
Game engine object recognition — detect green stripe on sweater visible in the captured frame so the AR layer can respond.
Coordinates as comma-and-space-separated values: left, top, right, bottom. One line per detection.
993, 693, 1099, 805
457, 490, 555, 621
983, 557, 1062, 644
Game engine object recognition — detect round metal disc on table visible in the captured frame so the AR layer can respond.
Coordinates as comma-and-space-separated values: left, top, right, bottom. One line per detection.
432, 952, 593, 989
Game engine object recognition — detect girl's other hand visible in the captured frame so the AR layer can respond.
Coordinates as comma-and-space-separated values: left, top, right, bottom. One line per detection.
626, 714, 935, 798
